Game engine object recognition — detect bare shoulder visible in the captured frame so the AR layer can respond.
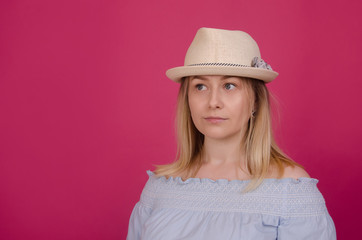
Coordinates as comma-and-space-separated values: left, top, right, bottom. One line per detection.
282, 165, 311, 179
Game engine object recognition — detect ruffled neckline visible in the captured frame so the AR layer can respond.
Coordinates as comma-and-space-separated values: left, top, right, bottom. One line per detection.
146, 170, 319, 185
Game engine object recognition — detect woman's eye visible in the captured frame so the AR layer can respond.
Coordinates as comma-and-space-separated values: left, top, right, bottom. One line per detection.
196, 84, 206, 91
225, 83, 236, 90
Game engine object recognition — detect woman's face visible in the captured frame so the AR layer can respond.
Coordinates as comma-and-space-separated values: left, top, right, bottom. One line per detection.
188, 75, 254, 141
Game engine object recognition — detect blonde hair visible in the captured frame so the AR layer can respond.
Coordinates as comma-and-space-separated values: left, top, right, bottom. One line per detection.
155, 76, 301, 191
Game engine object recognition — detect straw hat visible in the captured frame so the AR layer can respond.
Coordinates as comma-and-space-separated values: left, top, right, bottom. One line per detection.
166, 27, 278, 83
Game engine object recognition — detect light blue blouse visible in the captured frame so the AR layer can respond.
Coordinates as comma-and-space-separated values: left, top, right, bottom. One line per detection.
127, 171, 336, 240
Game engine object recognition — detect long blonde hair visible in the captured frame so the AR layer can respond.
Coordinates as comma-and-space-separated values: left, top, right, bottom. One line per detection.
155, 76, 301, 191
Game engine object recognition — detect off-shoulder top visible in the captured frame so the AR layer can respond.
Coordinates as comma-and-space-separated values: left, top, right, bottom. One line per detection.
127, 170, 336, 240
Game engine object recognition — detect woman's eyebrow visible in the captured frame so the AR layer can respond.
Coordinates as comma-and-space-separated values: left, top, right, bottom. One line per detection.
191, 76, 238, 81
191, 76, 208, 81
221, 76, 236, 81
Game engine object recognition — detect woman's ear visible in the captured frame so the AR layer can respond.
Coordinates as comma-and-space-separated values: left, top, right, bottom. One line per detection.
249, 101, 257, 118
253, 93, 259, 112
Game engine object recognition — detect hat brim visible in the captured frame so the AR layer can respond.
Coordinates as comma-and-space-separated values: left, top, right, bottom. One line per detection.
166, 65, 278, 83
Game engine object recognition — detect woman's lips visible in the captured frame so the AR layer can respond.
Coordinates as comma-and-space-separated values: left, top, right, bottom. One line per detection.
204, 117, 228, 123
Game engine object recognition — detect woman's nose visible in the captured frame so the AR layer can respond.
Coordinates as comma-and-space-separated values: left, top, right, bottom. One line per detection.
208, 88, 223, 109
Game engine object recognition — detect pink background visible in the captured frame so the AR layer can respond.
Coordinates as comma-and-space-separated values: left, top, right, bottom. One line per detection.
1, 0, 361, 239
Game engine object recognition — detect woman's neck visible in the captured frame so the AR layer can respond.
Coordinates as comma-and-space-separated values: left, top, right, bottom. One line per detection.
202, 133, 245, 165
193, 133, 252, 181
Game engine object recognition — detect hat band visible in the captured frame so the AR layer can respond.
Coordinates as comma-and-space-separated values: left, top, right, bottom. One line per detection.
187, 62, 249, 67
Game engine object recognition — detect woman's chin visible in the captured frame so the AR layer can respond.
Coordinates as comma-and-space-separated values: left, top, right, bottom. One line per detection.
202, 131, 241, 141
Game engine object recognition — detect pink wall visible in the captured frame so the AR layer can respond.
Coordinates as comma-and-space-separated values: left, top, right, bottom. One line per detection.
1, 0, 361, 239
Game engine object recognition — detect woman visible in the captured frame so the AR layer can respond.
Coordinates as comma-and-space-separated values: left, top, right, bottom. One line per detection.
127, 27, 336, 239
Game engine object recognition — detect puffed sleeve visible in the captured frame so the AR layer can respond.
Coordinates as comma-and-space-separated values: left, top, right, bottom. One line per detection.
276, 177, 336, 239
126, 201, 152, 240
127, 171, 156, 240
277, 214, 336, 239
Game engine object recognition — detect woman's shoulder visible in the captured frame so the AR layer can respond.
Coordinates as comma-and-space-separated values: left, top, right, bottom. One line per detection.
266, 163, 311, 180
281, 165, 311, 179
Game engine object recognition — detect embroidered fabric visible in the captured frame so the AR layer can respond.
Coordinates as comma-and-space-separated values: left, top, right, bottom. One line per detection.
127, 171, 336, 240
141, 170, 327, 218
